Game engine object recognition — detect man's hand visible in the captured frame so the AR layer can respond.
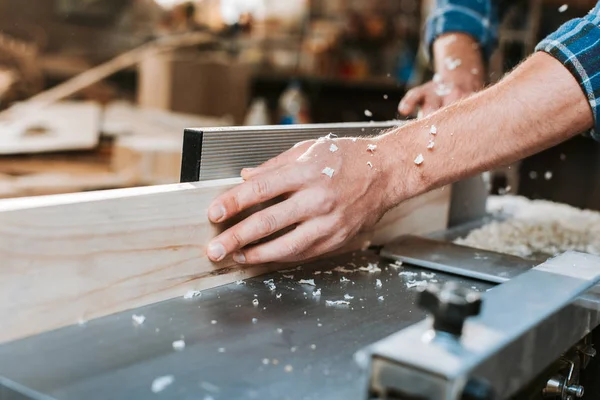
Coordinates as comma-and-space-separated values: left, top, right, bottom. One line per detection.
205, 137, 401, 264
398, 74, 483, 117
399, 33, 485, 117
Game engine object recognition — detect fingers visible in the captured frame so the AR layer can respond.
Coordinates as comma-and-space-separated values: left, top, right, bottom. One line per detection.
241, 141, 314, 180
398, 86, 425, 116
421, 95, 444, 116
209, 166, 303, 224
206, 198, 305, 262
230, 219, 328, 264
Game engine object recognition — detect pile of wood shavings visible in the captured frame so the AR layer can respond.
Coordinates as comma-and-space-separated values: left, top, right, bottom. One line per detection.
454, 196, 600, 258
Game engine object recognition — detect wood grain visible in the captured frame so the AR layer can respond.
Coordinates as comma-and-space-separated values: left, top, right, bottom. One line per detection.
0, 179, 450, 343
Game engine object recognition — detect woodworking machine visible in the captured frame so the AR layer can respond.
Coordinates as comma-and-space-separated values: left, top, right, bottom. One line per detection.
1, 122, 600, 400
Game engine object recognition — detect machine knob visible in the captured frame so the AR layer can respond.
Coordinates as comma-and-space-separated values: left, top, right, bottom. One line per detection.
417, 281, 482, 337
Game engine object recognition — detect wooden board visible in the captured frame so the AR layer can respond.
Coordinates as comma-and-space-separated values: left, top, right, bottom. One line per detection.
0, 101, 101, 154
0, 180, 450, 343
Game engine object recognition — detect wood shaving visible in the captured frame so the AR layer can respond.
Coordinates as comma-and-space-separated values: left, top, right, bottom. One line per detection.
364, 109, 373, 117
310, 344, 317, 350
172, 340, 186, 351
263, 279, 276, 291
367, 144, 377, 152
545, 171, 553, 180
151, 375, 174, 393
276, 293, 282, 299
218, 347, 226, 353
367, 161, 373, 168
358, 263, 381, 273
312, 288, 322, 297
324, 271, 332, 275
299, 279, 316, 286
389, 260, 403, 269
329, 143, 338, 152
444, 57, 462, 70
183, 290, 202, 299
352, 138, 358, 142
430, 125, 437, 134
455, 195, 600, 258
132, 314, 146, 325
282, 274, 294, 279
321, 167, 335, 178
252, 299, 259, 306
333, 266, 355, 273
383, 94, 388, 99
344, 294, 354, 300
435, 84, 452, 97
235, 280, 246, 285
211, 320, 217, 325
427, 140, 435, 150
252, 318, 258, 324
378, 296, 384, 301
421, 272, 436, 279
398, 271, 418, 278
340, 276, 351, 283
406, 280, 428, 289
325, 300, 350, 306
313, 271, 322, 275
558, 4, 568, 12
414, 154, 424, 165
284, 365, 294, 373
262, 358, 270, 365
375, 279, 382, 288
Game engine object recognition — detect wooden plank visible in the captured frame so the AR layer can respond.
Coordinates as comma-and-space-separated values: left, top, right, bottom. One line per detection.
0, 180, 450, 343
0, 101, 101, 155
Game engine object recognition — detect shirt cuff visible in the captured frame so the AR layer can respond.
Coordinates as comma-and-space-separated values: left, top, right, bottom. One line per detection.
425, 4, 498, 61
535, 11, 600, 140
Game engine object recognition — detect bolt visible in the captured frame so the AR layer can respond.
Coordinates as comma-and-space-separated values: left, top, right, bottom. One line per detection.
566, 384, 584, 398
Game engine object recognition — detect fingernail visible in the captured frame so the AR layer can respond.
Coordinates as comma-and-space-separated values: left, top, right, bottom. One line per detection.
399, 103, 407, 111
233, 251, 246, 264
208, 204, 226, 222
207, 242, 226, 261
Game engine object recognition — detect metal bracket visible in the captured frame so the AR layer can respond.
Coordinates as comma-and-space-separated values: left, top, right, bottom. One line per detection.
358, 251, 600, 400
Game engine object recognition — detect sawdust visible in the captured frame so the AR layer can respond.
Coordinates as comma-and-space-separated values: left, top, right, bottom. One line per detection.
151, 375, 174, 393
455, 196, 600, 258
321, 167, 335, 178
183, 290, 202, 299
172, 340, 186, 351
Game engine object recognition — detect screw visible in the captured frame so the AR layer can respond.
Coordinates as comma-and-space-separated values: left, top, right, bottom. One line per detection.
566, 384, 584, 398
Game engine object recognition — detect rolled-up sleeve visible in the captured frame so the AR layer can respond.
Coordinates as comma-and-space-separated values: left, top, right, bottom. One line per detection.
536, 3, 600, 139
425, 0, 499, 60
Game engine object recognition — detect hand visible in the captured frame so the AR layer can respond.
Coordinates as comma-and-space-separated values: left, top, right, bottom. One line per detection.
205, 137, 398, 264
398, 74, 483, 117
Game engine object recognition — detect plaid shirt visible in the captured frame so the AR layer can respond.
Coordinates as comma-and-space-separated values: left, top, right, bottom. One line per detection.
426, 0, 600, 137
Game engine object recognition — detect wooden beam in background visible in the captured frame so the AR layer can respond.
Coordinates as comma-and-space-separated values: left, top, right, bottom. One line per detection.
0, 179, 450, 343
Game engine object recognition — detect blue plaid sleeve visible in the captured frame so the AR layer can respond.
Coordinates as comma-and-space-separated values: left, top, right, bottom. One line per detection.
536, 3, 600, 140
425, 0, 499, 60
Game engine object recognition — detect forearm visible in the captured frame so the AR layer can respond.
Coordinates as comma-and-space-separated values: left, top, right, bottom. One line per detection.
382, 52, 593, 203
432, 33, 485, 90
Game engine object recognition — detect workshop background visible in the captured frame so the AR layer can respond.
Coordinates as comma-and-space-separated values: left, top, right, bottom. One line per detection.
0, 0, 597, 207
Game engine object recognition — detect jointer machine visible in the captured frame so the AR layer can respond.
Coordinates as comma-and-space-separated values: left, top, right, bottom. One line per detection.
1, 122, 600, 400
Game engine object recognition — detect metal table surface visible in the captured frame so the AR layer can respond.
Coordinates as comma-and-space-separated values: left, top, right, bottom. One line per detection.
0, 251, 492, 400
